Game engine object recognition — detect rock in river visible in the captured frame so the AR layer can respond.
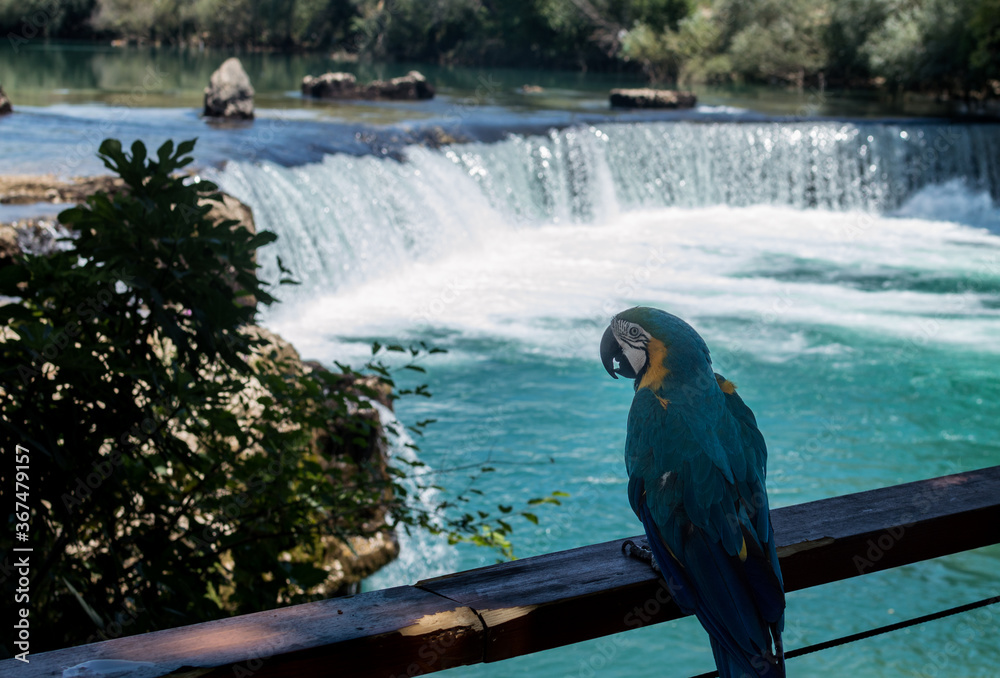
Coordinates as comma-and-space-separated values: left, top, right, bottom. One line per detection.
302, 70, 434, 101
609, 88, 697, 109
204, 57, 254, 119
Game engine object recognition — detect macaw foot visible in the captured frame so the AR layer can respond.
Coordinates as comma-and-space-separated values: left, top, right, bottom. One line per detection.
621, 538, 660, 573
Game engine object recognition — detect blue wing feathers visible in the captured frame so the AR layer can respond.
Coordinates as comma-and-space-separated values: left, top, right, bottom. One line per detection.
624, 374, 785, 678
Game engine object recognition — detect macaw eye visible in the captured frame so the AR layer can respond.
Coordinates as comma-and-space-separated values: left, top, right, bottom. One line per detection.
628, 326, 641, 338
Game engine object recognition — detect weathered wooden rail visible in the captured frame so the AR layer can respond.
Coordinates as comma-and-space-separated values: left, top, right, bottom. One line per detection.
6, 466, 1000, 678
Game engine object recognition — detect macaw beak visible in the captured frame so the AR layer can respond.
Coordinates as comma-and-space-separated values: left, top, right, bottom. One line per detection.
601, 325, 636, 380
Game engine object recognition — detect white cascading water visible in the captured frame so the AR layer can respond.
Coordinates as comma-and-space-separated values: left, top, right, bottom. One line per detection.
211, 121, 1000, 298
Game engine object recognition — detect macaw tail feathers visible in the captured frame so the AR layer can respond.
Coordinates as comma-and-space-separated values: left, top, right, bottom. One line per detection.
710, 636, 785, 678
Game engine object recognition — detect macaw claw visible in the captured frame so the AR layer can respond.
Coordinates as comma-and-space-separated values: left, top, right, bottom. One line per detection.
622, 538, 660, 572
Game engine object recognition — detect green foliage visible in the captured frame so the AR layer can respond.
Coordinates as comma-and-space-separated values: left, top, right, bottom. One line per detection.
620, 22, 683, 82
824, 0, 892, 83
969, 0, 1000, 85
723, 0, 828, 84
0, 0, 98, 40
620, 8, 729, 83
861, 0, 978, 92
618, 0, 998, 94
0, 138, 559, 651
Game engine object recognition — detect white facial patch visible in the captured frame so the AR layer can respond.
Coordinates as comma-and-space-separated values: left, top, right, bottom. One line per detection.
621, 342, 647, 375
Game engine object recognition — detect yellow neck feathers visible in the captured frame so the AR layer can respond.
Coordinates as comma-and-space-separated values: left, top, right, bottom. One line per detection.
638, 338, 670, 392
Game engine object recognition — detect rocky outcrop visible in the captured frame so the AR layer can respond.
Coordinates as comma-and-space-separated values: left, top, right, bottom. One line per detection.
609, 88, 697, 109
204, 57, 254, 120
0, 85, 11, 115
366, 71, 435, 100
302, 70, 434, 101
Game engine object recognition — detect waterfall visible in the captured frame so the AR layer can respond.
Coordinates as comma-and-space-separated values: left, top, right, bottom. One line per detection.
210, 121, 1000, 297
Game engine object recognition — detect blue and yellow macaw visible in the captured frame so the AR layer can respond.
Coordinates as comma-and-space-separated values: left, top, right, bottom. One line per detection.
601, 307, 785, 678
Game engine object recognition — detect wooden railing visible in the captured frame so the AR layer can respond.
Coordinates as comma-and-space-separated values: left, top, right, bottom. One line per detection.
6, 466, 1000, 678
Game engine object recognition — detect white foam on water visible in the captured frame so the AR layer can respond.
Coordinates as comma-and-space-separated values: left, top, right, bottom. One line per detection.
890, 178, 1000, 234
264, 203, 1000, 366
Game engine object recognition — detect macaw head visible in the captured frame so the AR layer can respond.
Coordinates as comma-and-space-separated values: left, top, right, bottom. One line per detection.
600, 306, 713, 389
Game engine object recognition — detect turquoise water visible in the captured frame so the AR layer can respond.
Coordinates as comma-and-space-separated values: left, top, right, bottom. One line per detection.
3, 43, 1000, 676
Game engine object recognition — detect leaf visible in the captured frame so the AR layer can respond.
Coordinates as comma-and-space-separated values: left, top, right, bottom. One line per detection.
98, 138, 123, 160
130, 140, 147, 162
521, 512, 538, 525
498, 504, 512, 513
176, 138, 198, 157
157, 139, 175, 164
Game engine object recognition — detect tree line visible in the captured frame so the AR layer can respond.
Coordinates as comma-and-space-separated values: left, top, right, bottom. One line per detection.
2, 0, 998, 96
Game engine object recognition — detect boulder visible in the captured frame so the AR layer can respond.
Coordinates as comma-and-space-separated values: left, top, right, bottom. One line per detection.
363, 71, 434, 100
301, 72, 359, 99
204, 57, 254, 120
609, 88, 697, 109
0, 85, 11, 115
302, 70, 434, 101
